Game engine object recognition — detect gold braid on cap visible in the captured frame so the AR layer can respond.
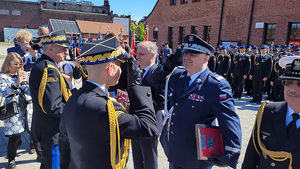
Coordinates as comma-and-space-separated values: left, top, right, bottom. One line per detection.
38, 64, 72, 114
107, 98, 131, 169
79, 65, 88, 79
252, 101, 293, 169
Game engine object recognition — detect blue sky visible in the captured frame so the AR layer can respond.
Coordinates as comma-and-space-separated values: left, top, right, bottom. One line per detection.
20, 0, 158, 21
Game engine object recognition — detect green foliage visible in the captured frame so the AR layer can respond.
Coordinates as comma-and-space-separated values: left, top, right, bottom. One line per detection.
136, 23, 146, 41
130, 22, 137, 32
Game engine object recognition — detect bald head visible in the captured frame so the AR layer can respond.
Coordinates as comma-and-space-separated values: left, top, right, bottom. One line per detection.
38, 27, 49, 37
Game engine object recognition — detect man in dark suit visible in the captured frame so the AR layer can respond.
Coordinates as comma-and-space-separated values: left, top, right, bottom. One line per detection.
160, 34, 242, 169
131, 41, 164, 169
249, 45, 273, 104
215, 46, 231, 78
29, 30, 71, 169
59, 37, 158, 169
242, 56, 300, 169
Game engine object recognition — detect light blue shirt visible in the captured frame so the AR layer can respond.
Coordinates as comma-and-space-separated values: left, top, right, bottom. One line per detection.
286, 105, 300, 129
86, 80, 109, 96
187, 67, 207, 85
142, 63, 154, 79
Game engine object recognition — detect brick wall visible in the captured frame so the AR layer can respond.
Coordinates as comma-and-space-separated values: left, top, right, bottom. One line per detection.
146, 0, 300, 51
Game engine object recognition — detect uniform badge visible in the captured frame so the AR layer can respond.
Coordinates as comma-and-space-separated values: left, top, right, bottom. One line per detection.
207, 136, 215, 148
189, 35, 193, 42
196, 78, 201, 83
188, 93, 204, 102
219, 94, 227, 99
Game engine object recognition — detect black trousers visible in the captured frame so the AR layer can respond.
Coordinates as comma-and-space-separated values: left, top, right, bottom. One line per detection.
232, 76, 244, 98
272, 84, 284, 101
169, 163, 212, 169
7, 135, 21, 161
131, 136, 158, 169
40, 143, 59, 169
252, 77, 265, 101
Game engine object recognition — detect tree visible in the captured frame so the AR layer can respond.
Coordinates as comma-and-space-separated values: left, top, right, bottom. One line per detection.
130, 22, 137, 32
136, 23, 146, 41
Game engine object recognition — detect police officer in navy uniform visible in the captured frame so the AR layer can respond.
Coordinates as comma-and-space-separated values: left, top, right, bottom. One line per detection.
270, 51, 288, 101
29, 30, 72, 169
160, 34, 242, 169
231, 45, 251, 99
249, 45, 273, 104
242, 56, 300, 169
59, 37, 158, 169
215, 46, 231, 78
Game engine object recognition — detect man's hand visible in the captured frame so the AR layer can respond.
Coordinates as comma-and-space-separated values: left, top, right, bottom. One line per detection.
210, 150, 239, 168
127, 57, 142, 87
75, 57, 83, 68
249, 75, 253, 80
263, 77, 267, 81
243, 75, 247, 79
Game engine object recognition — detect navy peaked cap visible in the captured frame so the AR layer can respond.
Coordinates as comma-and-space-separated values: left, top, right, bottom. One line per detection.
183, 34, 214, 55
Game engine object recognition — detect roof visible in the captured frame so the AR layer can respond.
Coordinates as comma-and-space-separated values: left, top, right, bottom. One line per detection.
76, 20, 129, 36
49, 19, 81, 35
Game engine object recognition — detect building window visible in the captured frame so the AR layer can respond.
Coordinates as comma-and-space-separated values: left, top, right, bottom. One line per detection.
168, 27, 174, 49
179, 26, 185, 43
191, 26, 198, 35
203, 25, 211, 44
153, 27, 158, 40
12, 10, 21, 16
288, 23, 300, 45
264, 23, 276, 45
192, 0, 200, 2
181, 0, 188, 4
170, 0, 177, 5
0, 9, 9, 15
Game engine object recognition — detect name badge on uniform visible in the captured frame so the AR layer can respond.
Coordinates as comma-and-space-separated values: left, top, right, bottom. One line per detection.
188, 93, 204, 102
239, 57, 242, 61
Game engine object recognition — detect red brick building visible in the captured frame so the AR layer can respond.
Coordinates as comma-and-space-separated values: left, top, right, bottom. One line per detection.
0, 0, 115, 41
146, 0, 300, 50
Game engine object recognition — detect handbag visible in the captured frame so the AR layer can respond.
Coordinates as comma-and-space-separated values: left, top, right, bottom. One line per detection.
0, 94, 19, 120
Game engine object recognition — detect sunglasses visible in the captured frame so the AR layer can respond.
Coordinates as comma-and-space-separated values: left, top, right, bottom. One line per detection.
39, 25, 48, 28
10, 62, 23, 66
282, 80, 300, 87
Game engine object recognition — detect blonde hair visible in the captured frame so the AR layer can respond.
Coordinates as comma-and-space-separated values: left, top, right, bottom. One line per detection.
1, 52, 24, 74
14, 30, 32, 41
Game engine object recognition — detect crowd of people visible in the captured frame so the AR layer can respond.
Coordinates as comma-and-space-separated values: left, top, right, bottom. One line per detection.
1, 25, 300, 169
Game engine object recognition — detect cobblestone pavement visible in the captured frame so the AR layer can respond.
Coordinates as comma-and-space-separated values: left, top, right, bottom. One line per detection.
0, 44, 264, 169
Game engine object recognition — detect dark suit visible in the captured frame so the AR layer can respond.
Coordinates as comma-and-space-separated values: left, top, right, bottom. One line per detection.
242, 102, 300, 169
250, 54, 273, 102
270, 58, 285, 101
215, 54, 231, 78
161, 67, 242, 168
131, 64, 164, 169
29, 54, 68, 169
231, 53, 250, 98
59, 81, 158, 169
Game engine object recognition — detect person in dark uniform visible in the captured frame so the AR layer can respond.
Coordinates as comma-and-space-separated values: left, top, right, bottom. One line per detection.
73, 56, 88, 85
242, 56, 300, 169
131, 41, 164, 169
215, 46, 231, 78
294, 48, 300, 55
231, 45, 251, 99
270, 51, 288, 101
208, 52, 216, 72
59, 37, 158, 169
228, 45, 239, 86
29, 30, 72, 169
245, 46, 259, 95
284, 45, 294, 56
160, 34, 242, 169
249, 45, 273, 104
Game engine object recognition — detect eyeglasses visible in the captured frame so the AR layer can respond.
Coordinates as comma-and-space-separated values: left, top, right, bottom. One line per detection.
39, 25, 48, 28
10, 62, 23, 66
282, 80, 300, 87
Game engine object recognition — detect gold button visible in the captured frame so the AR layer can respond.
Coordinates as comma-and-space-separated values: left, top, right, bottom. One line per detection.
192, 106, 194, 108
175, 103, 178, 106
171, 131, 174, 134
171, 122, 174, 125
173, 113, 175, 116
271, 162, 275, 167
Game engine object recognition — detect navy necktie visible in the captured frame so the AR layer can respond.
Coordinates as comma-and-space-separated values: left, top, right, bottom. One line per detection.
287, 113, 300, 138
182, 75, 191, 94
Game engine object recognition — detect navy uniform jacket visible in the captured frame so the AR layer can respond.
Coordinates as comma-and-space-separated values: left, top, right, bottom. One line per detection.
160, 67, 242, 168
242, 102, 300, 169
270, 58, 285, 86
250, 54, 273, 79
59, 81, 158, 169
208, 55, 216, 72
216, 54, 231, 76
231, 53, 251, 77
29, 54, 67, 145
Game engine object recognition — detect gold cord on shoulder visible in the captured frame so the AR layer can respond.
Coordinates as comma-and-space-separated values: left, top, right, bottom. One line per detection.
233, 55, 237, 64
254, 55, 259, 66
79, 65, 88, 79
253, 101, 293, 169
274, 61, 279, 73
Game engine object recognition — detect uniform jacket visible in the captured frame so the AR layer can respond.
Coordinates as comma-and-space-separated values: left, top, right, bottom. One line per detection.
216, 54, 231, 76
270, 58, 285, 86
160, 67, 242, 168
242, 102, 300, 169
250, 54, 273, 79
0, 73, 32, 136
59, 81, 158, 169
208, 55, 216, 72
29, 54, 67, 145
231, 53, 251, 77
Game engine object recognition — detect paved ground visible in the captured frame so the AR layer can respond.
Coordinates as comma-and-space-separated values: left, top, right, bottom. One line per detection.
0, 43, 264, 169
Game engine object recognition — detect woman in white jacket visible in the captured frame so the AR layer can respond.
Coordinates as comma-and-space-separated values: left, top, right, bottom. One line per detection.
0, 52, 33, 169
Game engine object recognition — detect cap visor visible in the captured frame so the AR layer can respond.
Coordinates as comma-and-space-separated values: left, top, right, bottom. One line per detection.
279, 75, 300, 81
182, 49, 203, 54
55, 43, 70, 48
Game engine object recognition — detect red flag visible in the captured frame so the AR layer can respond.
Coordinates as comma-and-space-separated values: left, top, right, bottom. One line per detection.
130, 33, 136, 56
145, 25, 149, 41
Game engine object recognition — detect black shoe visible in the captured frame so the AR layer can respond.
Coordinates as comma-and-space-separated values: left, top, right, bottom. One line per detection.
250, 99, 256, 103
8, 160, 16, 169
36, 155, 43, 162
256, 101, 261, 104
